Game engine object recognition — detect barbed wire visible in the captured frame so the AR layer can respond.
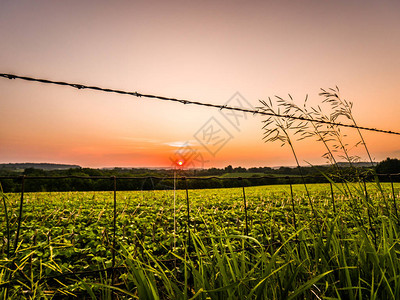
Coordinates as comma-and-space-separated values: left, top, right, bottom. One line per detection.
1, 73, 399, 135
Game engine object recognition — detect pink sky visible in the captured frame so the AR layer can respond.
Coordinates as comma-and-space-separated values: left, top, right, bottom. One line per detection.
1, 0, 399, 168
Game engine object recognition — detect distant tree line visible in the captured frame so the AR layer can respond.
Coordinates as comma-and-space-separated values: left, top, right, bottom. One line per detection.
0, 158, 399, 193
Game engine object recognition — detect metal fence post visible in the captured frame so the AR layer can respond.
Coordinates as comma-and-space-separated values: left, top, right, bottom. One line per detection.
390, 175, 399, 221
112, 176, 117, 290
13, 175, 25, 254
238, 178, 249, 236
1, 182, 10, 258
183, 178, 191, 246
329, 181, 336, 214
287, 176, 297, 231
363, 178, 376, 246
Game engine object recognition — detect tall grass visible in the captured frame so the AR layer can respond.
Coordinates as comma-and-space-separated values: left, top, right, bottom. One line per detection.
90, 212, 400, 299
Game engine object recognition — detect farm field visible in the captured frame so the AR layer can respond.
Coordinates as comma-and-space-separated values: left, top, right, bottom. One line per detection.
1, 182, 400, 299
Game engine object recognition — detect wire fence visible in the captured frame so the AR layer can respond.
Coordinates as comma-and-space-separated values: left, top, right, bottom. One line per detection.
1, 173, 400, 276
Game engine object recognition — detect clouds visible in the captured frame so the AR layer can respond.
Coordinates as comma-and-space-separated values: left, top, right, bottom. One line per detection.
164, 141, 197, 148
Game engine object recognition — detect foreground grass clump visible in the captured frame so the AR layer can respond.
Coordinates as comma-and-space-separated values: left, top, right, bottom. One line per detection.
120, 217, 400, 300
1, 183, 400, 298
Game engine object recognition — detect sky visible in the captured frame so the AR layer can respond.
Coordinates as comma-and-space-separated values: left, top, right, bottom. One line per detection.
0, 0, 399, 169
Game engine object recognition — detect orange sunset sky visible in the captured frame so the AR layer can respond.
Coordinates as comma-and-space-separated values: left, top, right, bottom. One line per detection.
0, 0, 399, 169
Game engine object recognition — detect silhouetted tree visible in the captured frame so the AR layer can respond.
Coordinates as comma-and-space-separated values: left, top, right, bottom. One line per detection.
376, 158, 400, 174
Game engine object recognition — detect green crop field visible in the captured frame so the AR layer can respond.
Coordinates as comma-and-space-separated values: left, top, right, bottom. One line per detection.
1, 182, 400, 299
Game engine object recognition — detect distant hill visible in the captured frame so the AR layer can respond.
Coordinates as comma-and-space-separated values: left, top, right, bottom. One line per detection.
0, 163, 81, 171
